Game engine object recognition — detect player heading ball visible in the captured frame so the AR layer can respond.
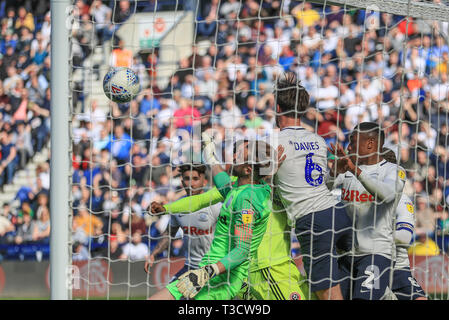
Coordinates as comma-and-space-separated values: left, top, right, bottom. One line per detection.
267, 72, 354, 300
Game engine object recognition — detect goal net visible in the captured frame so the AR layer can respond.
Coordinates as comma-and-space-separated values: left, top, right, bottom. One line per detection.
67, 0, 449, 300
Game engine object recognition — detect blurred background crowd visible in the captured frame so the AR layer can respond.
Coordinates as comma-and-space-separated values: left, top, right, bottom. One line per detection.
0, 0, 448, 263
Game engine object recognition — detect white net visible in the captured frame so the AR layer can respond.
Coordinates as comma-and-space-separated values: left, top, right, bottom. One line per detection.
66, 0, 449, 300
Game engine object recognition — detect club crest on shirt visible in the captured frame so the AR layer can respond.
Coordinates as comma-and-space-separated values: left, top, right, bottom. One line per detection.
241, 209, 254, 224
406, 203, 414, 214
398, 170, 406, 180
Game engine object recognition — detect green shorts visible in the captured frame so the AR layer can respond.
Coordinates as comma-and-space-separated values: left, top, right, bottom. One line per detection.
238, 260, 317, 300
167, 272, 245, 300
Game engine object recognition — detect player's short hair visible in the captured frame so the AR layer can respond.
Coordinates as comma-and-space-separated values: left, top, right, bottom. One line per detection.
178, 164, 207, 176
353, 122, 385, 146
382, 148, 397, 163
274, 72, 309, 118
233, 139, 274, 178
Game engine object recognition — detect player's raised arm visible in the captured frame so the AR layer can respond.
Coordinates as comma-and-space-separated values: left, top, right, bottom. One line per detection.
144, 226, 179, 274
330, 125, 406, 202
356, 163, 406, 203
162, 187, 224, 215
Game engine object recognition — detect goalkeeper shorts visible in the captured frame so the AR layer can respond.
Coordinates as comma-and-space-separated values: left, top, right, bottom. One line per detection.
166, 272, 245, 300
238, 260, 317, 300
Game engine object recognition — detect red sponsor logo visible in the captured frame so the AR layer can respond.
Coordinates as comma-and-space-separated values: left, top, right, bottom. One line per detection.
341, 188, 374, 202
182, 226, 214, 236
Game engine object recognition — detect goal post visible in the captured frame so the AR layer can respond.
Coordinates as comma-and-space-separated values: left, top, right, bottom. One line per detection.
50, 0, 71, 300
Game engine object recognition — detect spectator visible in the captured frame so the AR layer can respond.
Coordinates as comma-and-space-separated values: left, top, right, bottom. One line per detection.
15, 7, 34, 33
73, 205, 104, 239
0, 131, 18, 188
32, 205, 50, 243
14, 211, 34, 244
95, 235, 126, 260
72, 241, 90, 261
110, 38, 133, 68
89, 0, 112, 44
0, 204, 14, 244
315, 76, 338, 111
122, 231, 149, 261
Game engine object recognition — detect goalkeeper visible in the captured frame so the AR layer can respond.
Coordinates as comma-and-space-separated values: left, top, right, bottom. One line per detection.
150, 133, 312, 300
149, 138, 273, 300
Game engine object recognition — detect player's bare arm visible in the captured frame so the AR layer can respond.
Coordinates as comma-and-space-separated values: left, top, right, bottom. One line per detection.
144, 226, 179, 274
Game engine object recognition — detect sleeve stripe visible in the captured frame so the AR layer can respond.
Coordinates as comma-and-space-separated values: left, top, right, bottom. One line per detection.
396, 221, 414, 228
397, 226, 414, 234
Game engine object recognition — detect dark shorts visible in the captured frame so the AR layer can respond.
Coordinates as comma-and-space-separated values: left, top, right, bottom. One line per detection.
294, 203, 354, 293
392, 268, 426, 300
350, 254, 393, 300
169, 264, 197, 283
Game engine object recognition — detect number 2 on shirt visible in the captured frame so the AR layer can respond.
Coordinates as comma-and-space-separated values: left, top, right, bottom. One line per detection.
305, 153, 323, 187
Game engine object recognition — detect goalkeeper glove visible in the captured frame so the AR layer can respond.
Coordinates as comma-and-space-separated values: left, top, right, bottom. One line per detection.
176, 263, 220, 299
202, 132, 220, 166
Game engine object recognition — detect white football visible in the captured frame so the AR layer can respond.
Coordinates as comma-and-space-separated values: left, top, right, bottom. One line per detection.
103, 67, 141, 103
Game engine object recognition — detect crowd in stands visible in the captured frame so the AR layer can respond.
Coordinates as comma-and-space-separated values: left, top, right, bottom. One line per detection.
0, 0, 52, 260
1, 0, 449, 263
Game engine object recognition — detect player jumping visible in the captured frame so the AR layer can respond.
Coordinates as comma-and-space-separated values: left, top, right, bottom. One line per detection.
148, 139, 273, 300
267, 72, 353, 300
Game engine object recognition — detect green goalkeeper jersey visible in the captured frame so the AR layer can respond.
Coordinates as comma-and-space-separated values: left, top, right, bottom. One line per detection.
198, 172, 271, 276
164, 175, 291, 273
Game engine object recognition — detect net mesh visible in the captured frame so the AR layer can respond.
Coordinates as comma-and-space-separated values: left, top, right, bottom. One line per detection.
67, 0, 449, 300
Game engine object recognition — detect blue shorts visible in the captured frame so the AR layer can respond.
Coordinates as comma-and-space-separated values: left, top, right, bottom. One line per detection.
294, 203, 354, 292
351, 255, 393, 300
169, 264, 197, 283
392, 268, 426, 300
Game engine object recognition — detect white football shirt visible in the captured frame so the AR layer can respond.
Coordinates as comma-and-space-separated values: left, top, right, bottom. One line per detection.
394, 194, 415, 270
332, 159, 406, 258
170, 202, 222, 268
266, 127, 338, 222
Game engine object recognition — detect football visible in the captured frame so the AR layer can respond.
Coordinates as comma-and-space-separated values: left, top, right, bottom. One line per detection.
103, 67, 141, 103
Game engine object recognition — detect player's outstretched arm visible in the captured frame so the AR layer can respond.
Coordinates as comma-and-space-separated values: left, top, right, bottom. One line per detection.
163, 187, 225, 215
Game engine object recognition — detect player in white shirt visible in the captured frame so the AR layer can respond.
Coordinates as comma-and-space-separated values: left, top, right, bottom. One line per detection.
267, 72, 354, 300
145, 164, 221, 297
382, 149, 427, 300
328, 122, 406, 300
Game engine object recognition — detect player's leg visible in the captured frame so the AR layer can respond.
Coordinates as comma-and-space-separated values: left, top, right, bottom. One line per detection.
337, 254, 354, 300
147, 264, 195, 300
352, 254, 393, 300
249, 260, 310, 300
294, 206, 350, 300
391, 268, 427, 301
148, 287, 176, 300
